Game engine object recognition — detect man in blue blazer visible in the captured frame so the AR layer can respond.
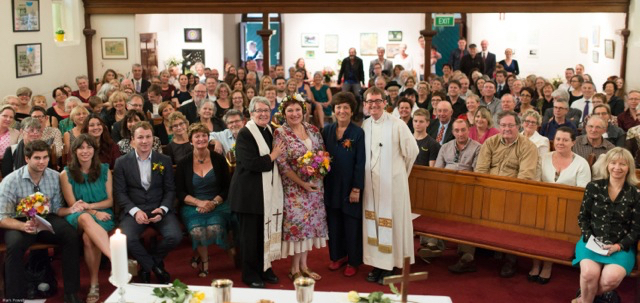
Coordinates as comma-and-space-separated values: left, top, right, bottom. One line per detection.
114, 121, 181, 284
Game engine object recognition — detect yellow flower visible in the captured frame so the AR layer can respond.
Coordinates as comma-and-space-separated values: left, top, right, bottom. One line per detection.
193, 291, 205, 301
347, 290, 361, 302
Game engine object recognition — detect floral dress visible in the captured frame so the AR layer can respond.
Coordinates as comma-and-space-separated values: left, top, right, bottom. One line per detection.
274, 122, 328, 256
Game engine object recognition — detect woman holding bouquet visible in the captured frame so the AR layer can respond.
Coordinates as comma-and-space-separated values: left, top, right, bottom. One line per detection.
274, 95, 329, 281
59, 134, 114, 303
322, 92, 365, 277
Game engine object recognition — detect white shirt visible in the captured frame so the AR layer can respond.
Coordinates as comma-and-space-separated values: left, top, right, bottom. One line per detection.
209, 129, 236, 154
540, 152, 591, 187
570, 98, 592, 122
128, 150, 169, 217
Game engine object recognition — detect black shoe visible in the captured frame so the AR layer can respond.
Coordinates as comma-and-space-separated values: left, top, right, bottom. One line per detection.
536, 276, 550, 285
262, 268, 279, 284
527, 273, 539, 282
139, 269, 151, 283
366, 268, 382, 282
597, 291, 620, 303
377, 269, 394, 285
448, 257, 477, 274
63, 293, 82, 303
499, 261, 517, 278
152, 265, 171, 284
244, 279, 265, 288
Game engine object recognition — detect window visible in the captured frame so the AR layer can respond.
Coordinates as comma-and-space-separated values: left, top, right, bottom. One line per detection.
51, 0, 79, 43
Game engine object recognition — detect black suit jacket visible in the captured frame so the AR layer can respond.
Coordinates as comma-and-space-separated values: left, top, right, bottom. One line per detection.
113, 151, 175, 218
542, 107, 582, 126
132, 78, 151, 94
427, 120, 454, 144
484, 52, 497, 76
459, 54, 485, 79
175, 151, 230, 206
228, 126, 276, 215
337, 56, 365, 85
179, 101, 199, 124
495, 82, 511, 99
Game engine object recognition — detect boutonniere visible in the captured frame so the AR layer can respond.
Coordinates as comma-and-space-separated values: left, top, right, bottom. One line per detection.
342, 138, 353, 151
152, 162, 165, 175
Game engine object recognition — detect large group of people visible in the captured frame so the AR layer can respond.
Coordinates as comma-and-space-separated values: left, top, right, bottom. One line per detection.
0, 35, 639, 303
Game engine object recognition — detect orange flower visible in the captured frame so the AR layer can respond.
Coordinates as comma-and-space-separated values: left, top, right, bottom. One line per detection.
342, 139, 352, 151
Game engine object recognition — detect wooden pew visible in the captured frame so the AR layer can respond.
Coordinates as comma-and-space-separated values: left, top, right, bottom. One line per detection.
409, 166, 640, 277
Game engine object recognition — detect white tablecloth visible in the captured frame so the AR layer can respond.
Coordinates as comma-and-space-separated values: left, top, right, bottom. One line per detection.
105, 283, 452, 303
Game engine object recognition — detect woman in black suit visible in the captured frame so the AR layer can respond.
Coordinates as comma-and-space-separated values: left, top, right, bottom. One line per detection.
227, 97, 285, 288
322, 92, 365, 277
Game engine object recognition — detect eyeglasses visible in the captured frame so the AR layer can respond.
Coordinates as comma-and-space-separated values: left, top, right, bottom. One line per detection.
226, 119, 243, 125
520, 94, 532, 98
194, 90, 207, 94
553, 106, 568, 110
628, 98, 640, 101
594, 111, 609, 116
232, 97, 244, 100
171, 122, 186, 129
499, 124, 517, 128
364, 99, 385, 105
523, 120, 538, 125
252, 109, 270, 113
25, 128, 42, 134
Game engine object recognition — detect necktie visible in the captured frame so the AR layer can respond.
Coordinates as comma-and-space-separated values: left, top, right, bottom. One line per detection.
498, 84, 503, 92
436, 125, 445, 143
583, 100, 590, 121
483, 52, 486, 61
135, 80, 141, 93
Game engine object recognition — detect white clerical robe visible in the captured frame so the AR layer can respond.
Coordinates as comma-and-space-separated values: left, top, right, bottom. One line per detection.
362, 112, 419, 270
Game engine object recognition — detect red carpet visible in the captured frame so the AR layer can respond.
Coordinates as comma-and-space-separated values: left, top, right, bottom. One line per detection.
43, 237, 636, 302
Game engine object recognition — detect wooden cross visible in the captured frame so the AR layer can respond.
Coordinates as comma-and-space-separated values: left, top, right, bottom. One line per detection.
383, 257, 429, 303
272, 208, 282, 231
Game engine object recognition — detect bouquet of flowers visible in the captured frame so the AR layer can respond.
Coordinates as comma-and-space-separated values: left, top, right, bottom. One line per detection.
16, 192, 50, 218
322, 67, 336, 83
297, 150, 331, 180
550, 76, 564, 89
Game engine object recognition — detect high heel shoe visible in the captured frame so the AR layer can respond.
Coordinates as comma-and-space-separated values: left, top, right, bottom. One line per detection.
536, 275, 551, 285
198, 258, 209, 278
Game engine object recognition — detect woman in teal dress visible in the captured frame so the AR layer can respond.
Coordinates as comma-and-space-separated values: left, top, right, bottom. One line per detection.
176, 123, 231, 278
59, 134, 114, 303
311, 71, 333, 120
571, 147, 640, 303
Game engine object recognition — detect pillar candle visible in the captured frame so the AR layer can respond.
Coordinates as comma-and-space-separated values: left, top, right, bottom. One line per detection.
110, 228, 129, 286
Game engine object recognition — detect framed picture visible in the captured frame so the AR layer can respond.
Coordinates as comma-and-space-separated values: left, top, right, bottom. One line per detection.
592, 51, 599, 63
325, 34, 338, 53
182, 49, 205, 73
386, 43, 401, 59
184, 28, 202, 43
579, 37, 588, 54
360, 33, 378, 56
604, 39, 615, 59
12, 0, 40, 32
305, 50, 316, 59
301, 33, 319, 47
15, 43, 42, 78
388, 31, 402, 42
592, 26, 600, 47
101, 37, 128, 59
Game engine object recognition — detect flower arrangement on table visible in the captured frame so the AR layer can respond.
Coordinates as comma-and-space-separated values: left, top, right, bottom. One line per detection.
550, 75, 564, 89
164, 57, 184, 69
152, 279, 205, 303
322, 67, 336, 83
296, 150, 331, 180
347, 284, 400, 303
16, 192, 50, 218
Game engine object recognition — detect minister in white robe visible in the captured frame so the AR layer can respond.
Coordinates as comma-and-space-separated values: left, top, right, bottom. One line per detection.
361, 87, 419, 284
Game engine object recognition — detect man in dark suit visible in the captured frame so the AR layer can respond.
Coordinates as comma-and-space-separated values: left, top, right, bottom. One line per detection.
337, 48, 365, 101
111, 94, 148, 142
459, 44, 484, 79
427, 101, 455, 145
113, 121, 181, 284
480, 40, 497, 76
448, 38, 468, 71
179, 83, 208, 124
132, 63, 151, 94
494, 70, 510, 99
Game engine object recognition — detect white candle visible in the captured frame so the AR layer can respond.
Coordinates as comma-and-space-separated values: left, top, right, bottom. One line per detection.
110, 229, 129, 286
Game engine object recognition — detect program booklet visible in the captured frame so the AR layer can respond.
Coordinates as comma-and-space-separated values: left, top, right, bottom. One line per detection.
585, 235, 609, 256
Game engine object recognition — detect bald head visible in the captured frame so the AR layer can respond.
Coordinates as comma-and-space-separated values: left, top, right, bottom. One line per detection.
436, 101, 453, 124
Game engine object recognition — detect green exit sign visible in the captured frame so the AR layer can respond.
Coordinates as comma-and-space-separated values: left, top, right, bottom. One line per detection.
434, 15, 455, 27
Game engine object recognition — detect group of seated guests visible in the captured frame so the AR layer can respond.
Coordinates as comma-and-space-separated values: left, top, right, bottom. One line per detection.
0, 56, 638, 303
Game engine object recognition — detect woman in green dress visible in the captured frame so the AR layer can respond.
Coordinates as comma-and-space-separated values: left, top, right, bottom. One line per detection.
59, 134, 115, 303
176, 123, 232, 277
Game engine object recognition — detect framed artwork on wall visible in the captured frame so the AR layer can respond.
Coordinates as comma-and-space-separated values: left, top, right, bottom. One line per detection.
15, 43, 42, 78
305, 50, 316, 59
388, 31, 402, 42
386, 43, 401, 59
101, 37, 128, 59
182, 49, 205, 73
592, 51, 599, 63
592, 26, 600, 47
604, 39, 615, 59
12, 0, 40, 32
325, 34, 338, 53
579, 37, 588, 54
301, 33, 319, 47
360, 33, 378, 56
184, 28, 202, 43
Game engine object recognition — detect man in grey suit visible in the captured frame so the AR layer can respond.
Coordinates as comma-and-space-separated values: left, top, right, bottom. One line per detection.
480, 40, 497, 76
369, 47, 393, 78
114, 121, 182, 284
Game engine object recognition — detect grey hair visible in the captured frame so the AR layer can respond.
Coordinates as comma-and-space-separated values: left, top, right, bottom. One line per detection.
249, 96, 271, 113
521, 109, 542, 125
132, 63, 142, 69
377, 46, 385, 52
75, 75, 89, 82
64, 96, 82, 112
551, 88, 570, 102
20, 117, 42, 131
223, 109, 243, 123
96, 83, 113, 101
199, 99, 217, 115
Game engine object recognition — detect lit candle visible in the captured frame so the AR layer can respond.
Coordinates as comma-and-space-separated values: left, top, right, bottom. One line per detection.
110, 229, 129, 286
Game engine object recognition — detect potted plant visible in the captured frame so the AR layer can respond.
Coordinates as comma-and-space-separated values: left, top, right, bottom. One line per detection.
55, 28, 65, 42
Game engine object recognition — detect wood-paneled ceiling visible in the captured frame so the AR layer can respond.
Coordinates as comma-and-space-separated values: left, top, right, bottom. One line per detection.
83, 0, 629, 14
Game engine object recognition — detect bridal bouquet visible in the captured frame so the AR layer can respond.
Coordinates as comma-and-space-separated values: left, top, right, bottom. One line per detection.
16, 192, 50, 218
297, 150, 331, 180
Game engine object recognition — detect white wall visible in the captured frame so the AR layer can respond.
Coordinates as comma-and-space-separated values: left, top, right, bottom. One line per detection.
92, 14, 137, 80
282, 13, 425, 82
468, 13, 626, 88
626, 0, 640, 91
1, 0, 86, 104
135, 14, 224, 74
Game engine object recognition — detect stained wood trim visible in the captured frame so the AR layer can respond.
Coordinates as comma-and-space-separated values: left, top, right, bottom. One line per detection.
83, 0, 629, 14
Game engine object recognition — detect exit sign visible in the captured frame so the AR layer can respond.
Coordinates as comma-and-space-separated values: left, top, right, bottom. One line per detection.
434, 15, 455, 27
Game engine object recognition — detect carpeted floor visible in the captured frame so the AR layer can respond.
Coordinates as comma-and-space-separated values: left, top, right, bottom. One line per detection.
40, 237, 636, 303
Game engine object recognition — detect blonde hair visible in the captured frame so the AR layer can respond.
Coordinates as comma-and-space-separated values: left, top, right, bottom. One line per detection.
521, 109, 542, 126
593, 147, 639, 185
475, 107, 494, 128
108, 91, 128, 109
70, 106, 89, 122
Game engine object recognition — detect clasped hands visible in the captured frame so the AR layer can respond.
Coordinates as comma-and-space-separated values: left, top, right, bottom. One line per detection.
72, 200, 111, 221
195, 198, 219, 214
135, 208, 165, 225
602, 243, 622, 256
